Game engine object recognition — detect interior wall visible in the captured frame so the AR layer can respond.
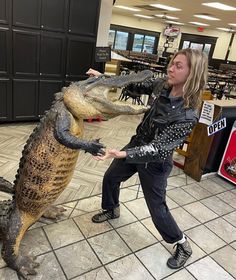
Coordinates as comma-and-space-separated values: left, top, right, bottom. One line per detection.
111, 13, 234, 61
96, 0, 113, 46
228, 35, 236, 61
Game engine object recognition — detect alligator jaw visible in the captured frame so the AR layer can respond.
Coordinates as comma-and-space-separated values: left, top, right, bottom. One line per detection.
85, 94, 148, 119
63, 70, 153, 119
84, 70, 153, 92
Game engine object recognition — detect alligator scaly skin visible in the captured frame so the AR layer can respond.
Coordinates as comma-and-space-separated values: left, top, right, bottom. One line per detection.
14, 105, 81, 217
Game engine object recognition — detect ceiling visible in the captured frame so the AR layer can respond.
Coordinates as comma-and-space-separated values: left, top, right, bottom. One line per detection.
112, 0, 236, 31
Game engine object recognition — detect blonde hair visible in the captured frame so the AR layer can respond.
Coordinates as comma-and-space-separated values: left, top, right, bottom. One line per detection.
168, 48, 208, 109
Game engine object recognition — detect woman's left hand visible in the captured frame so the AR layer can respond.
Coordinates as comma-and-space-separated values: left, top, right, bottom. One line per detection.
93, 149, 127, 161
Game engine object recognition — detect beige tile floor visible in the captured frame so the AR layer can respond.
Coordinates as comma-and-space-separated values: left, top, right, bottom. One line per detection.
0, 116, 235, 280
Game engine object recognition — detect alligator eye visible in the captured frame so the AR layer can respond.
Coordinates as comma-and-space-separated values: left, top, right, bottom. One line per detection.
83, 92, 89, 97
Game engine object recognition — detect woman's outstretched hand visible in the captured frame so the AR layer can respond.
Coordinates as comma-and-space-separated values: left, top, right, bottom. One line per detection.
86, 68, 102, 77
93, 149, 127, 161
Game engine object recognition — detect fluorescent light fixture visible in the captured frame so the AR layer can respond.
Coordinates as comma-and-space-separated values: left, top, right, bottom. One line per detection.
155, 14, 179, 20
229, 23, 236, 27
202, 2, 236, 11
150, 4, 181, 11
165, 20, 184, 25
194, 14, 220, 20
189, 21, 210, 26
114, 5, 141, 12
134, 14, 154, 19
217, 27, 235, 32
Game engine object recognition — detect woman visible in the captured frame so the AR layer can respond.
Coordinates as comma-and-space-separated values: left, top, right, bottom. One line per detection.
89, 48, 208, 269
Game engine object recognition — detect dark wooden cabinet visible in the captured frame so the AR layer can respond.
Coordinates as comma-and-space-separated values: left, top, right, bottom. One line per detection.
66, 36, 96, 79
40, 32, 66, 78
12, 0, 41, 29
13, 79, 38, 120
38, 80, 63, 116
0, 27, 10, 75
13, 29, 40, 77
0, 0, 102, 122
41, 0, 67, 32
0, 0, 10, 25
69, 0, 100, 36
0, 79, 11, 121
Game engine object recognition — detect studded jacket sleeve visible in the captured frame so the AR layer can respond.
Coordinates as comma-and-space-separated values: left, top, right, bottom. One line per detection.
125, 121, 195, 164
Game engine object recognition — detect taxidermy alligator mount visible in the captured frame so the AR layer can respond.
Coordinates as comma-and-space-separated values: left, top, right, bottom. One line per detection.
0, 70, 153, 279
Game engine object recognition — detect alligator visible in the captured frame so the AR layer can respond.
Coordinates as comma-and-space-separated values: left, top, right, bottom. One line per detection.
0, 70, 153, 278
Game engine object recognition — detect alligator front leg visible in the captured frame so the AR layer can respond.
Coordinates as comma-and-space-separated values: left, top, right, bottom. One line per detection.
54, 110, 105, 155
1, 207, 39, 279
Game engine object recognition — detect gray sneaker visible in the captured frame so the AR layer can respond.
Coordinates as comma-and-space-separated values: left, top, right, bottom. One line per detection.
92, 207, 120, 223
167, 239, 192, 269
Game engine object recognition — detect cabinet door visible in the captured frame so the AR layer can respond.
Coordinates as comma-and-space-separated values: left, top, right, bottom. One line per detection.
13, 79, 38, 120
0, 27, 10, 76
0, 79, 11, 121
1, 0, 101, 122
0, 0, 10, 25
41, 0, 68, 32
12, 0, 40, 28
69, 0, 100, 36
66, 36, 95, 79
38, 80, 62, 116
40, 32, 66, 78
13, 29, 40, 77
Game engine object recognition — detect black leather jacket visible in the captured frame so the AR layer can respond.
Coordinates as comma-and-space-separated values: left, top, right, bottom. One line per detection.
125, 80, 198, 164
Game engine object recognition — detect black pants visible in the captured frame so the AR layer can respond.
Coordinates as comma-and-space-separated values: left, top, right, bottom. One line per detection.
101, 146, 183, 244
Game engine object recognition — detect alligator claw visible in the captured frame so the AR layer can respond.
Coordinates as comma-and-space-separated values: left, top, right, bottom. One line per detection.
97, 148, 105, 155
16, 256, 39, 279
83, 139, 106, 156
42, 205, 66, 220
19, 267, 37, 280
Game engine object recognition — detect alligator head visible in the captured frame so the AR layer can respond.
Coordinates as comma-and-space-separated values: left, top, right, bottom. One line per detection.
63, 70, 153, 119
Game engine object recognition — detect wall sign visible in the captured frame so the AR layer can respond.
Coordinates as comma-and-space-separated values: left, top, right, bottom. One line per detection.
199, 101, 214, 125
207, 117, 226, 136
163, 26, 180, 37
95, 47, 111, 62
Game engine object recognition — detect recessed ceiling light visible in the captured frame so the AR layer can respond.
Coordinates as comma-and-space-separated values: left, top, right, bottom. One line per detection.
194, 14, 220, 20
189, 21, 210, 26
165, 20, 184, 25
155, 14, 179, 20
114, 5, 141, 12
150, 4, 181, 11
134, 14, 154, 19
202, 2, 236, 11
217, 27, 235, 32
228, 23, 236, 27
